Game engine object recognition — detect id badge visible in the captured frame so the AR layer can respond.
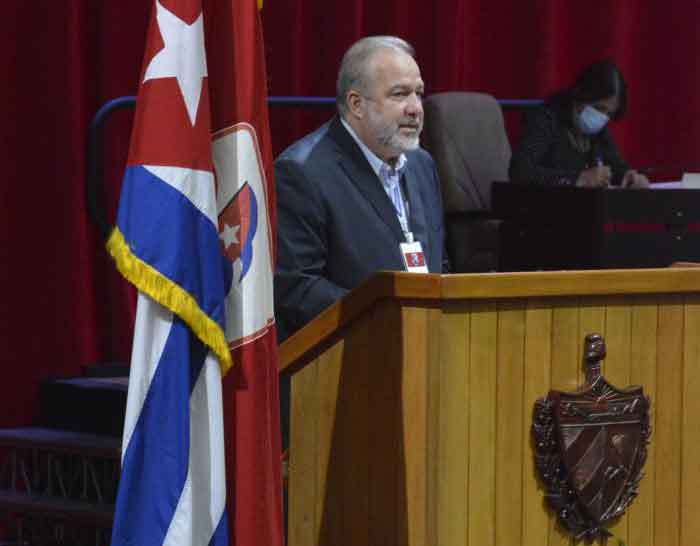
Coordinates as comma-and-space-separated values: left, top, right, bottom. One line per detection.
400, 241, 428, 273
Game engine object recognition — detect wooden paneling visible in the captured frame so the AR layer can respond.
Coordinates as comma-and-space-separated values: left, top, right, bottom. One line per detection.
287, 274, 700, 546
367, 301, 402, 546
437, 303, 470, 546
467, 303, 498, 546
521, 301, 553, 546
681, 297, 700, 545
425, 307, 443, 546
399, 307, 430, 546
338, 310, 371, 546
289, 354, 318, 546
604, 299, 633, 544
627, 299, 659, 546
495, 302, 526, 546
549, 301, 580, 546
654, 297, 684, 546
314, 341, 343, 546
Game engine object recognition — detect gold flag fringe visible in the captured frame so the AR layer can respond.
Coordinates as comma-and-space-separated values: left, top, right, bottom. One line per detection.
106, 228, 233, 375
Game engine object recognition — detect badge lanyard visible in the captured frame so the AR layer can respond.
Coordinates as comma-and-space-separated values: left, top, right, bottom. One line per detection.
390, 181, 412, 243
390, 182, 428, 273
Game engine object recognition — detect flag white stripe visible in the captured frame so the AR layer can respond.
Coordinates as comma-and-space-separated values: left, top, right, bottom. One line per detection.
144, 165, 218, 227
163, 352, 227, 546
121, 292, 174, 463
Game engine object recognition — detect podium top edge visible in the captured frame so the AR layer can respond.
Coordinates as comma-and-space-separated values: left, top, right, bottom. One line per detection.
383, 268, 700, 300
279, 268, 700, 373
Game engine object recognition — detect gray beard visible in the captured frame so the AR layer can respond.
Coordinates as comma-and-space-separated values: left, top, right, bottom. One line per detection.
367, 111, 422, 155
377, 127, 421, 154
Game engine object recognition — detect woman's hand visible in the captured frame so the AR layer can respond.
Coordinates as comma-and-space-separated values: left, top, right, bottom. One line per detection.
576, 165, 611, 188
621, 170, 650, 189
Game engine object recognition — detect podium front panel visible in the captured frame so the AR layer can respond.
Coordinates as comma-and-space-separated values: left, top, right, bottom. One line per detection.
286, 276, 700, 546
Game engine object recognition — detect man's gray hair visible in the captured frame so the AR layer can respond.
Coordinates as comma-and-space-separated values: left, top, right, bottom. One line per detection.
336, 36, 415, 115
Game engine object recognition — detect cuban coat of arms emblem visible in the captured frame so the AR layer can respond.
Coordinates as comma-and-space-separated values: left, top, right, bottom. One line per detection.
532, 334, 651, 540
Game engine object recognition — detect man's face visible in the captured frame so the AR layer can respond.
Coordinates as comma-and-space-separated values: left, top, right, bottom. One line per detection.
356, 50, 424, 162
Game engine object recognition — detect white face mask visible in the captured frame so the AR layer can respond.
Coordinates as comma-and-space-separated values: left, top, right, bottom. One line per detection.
577, 105, 609, 135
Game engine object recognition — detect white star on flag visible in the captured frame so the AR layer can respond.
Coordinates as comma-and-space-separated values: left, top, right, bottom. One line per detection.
220, 223, 240, 249
143, 0, 208, 126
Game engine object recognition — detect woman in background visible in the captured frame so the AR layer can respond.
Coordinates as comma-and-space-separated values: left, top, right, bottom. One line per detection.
509, 60, 649, 188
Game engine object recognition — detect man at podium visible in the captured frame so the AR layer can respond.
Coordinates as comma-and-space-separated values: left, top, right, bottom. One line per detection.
274, 36, 447, 340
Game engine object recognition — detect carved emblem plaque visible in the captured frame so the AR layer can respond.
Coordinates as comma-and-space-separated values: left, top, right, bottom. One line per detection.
532, 334, 651, 540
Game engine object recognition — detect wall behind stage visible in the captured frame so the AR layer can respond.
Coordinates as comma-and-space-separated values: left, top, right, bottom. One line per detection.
1, 1, 698, 427
261, 0, 700, 170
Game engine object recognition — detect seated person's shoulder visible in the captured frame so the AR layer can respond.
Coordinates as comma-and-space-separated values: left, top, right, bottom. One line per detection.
526, 103, 558, 127
275, 121, 333, 168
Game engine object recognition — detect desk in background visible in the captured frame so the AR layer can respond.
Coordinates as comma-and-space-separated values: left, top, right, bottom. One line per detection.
492, 182, 700, 271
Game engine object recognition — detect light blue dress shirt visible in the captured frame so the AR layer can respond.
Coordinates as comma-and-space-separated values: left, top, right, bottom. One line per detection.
341, 118, 411, 239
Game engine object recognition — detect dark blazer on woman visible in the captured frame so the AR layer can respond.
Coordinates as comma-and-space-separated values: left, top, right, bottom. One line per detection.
509, 103, 629, 186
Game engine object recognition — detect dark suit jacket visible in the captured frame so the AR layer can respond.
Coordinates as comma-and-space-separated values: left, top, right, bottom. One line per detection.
274, 116, 447, 340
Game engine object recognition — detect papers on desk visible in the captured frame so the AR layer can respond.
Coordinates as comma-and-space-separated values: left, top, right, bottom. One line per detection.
651, 181, 684, 189
682, 172, 700, 188
651, 174, 700, 190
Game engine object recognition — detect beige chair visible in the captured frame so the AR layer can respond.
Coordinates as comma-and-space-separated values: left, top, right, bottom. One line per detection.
422, 92, 511, 272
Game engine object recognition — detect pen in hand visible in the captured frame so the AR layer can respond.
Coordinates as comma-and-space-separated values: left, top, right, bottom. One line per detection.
594, 156, 611, 187
576, 157, 612, 188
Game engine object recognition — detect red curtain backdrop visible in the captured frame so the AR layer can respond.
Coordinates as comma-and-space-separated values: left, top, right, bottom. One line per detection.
2, 1, 698, 426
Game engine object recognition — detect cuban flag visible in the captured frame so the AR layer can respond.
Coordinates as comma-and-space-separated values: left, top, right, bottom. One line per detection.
108, 1, 283, 545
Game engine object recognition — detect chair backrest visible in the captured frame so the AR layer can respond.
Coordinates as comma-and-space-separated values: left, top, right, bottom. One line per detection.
422, 92, 511, 212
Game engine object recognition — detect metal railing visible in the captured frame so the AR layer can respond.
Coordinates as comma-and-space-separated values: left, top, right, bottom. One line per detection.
86, 95, 542, 239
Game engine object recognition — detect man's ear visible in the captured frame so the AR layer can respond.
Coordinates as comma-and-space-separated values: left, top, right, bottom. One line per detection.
347, 90, 364, 119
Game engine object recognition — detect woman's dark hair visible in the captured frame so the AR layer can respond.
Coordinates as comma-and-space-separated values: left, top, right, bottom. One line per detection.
548, 60, 628, 124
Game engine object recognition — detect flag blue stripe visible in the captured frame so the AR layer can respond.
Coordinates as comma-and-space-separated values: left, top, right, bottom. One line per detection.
208, 510, 230, 546
111, 318, 208, 546
117, 165, 227, 326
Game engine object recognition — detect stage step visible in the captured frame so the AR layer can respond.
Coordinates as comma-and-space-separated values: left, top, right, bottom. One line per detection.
0, 427, 120, 459
39, 377, 128, 437
0, 490, 114, 526
0, 427, 120, 545
0, 367, 128, 545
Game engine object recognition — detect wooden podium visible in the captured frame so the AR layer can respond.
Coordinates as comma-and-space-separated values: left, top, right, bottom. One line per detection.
280, 269, 700, 546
